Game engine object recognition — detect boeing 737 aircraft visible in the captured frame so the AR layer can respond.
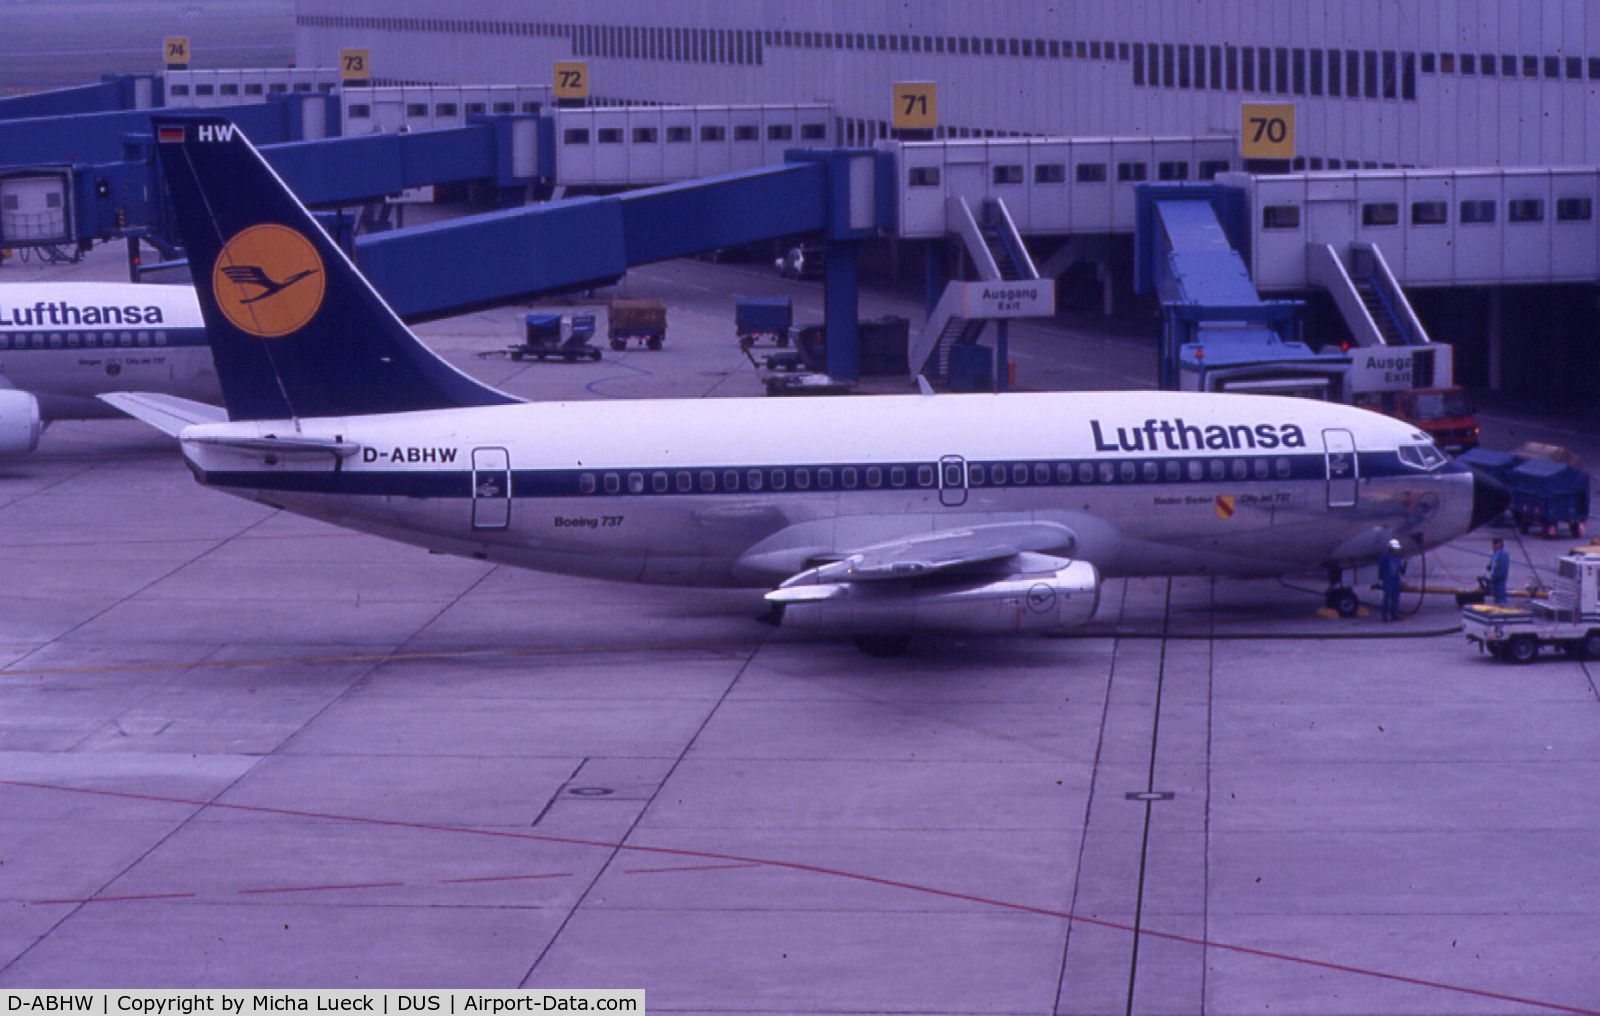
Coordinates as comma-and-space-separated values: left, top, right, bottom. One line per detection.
105, 116, 1508, 652
0, 281, 214, 454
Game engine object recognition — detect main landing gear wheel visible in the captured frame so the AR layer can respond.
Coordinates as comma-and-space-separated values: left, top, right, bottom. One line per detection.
1326, 586, 1361, 618
853, 634, 912, 657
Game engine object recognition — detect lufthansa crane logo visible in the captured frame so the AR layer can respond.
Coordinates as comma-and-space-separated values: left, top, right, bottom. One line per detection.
212, 224, 324, 338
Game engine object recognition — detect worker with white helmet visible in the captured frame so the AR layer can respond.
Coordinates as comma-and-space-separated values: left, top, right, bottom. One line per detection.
1378, 538, 1408, 621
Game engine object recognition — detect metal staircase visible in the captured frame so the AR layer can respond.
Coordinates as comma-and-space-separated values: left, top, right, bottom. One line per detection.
1307, 241, 1430, 348
909, 196, 1039, 378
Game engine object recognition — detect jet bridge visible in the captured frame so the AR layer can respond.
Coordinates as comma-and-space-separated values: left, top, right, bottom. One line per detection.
1134, 184, 1349, 397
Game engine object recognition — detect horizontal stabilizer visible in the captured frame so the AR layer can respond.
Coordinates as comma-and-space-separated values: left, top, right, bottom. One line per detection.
187, 433, 361, 458
98, 392, 227, 436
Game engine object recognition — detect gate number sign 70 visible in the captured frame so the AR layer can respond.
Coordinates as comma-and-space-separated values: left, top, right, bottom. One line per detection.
1249, 116, 1288, 144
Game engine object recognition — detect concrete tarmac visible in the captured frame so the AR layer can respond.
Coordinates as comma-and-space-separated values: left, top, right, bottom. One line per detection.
1, 246, 1597, 1013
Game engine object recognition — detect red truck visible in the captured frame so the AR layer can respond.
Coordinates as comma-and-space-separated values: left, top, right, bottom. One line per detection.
1387, 386, 1480, 452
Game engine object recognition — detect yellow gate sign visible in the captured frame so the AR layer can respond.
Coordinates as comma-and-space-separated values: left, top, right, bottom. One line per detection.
553, 61, 588, 99
163, 37, 189, 69
892, 82, 937, 131
1240, 103, 1295, 159
339, 49, 370, 81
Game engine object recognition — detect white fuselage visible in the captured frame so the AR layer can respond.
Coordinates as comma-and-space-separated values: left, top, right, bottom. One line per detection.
0, 283, 216, 419
175, 390, 1477, 586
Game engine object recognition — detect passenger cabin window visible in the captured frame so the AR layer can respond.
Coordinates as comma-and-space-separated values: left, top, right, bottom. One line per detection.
908, 166, 940, 187
1460, 199, 1496, 224
1075, 163, 1108, 183
628, 472, 645, 494
723, 469, 739, 490
1361, 202, 1400, 226
675, 472, 692, 493
1556, 197, 1593, 221
1035, 163, 1066, 184
992, 165, 1023, 185
841, 467, 858, 488
604, 474, 620, 494
890, 466, 907, 487
699, 470, 716, 491
1057, 464, 1075, 484
770, 469, 787, 490
1117, 162, 1148, 182
579, 473, 597, 494
563, 128, 591, 144
1508, 199, 1544, 223
817, 467, 834, 489
1262, 204, 1300, 229
746, 469, 763, 490
1411, 201, 1448, 225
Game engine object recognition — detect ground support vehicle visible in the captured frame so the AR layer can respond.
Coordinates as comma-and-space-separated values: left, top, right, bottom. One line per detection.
736, 297, 792, 349
608, 299, 667, 350
1459, 448, 1591, 538
1389, 386, 1480, 452
1462, 545, 1600, 662
510, 313, 601, 363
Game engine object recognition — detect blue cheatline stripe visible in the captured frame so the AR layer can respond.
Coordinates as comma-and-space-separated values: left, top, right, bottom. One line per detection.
0, 327, 210, 350
200, 450, 1457, 500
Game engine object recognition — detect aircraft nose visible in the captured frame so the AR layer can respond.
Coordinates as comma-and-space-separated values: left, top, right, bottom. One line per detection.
1467, 464, 1511, 531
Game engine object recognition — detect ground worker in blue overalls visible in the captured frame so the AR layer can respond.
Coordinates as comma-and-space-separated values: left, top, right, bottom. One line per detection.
1486, 537, 1511, 605
1378, 538, 1407, 621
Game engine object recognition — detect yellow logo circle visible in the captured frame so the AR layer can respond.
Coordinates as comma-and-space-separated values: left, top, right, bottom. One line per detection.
211, 224, 325, 338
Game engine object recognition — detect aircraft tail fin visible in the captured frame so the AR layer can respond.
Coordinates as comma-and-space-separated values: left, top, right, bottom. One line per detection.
151, 115, 517, 421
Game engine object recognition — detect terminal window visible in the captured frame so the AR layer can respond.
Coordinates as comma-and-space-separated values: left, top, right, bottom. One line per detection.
1262, 205, 1300, 229
220, 83, 239, 95
347, 104, 371, 118
1508, 199, 1544, 222
169, 84, 190, 96
733, 125, 758, 141
1157, 160, 1188, 181
563, 128, 590, 144
435, 103, 458, 116
195, 84, 214, 95
908, 166, 940, 187
666, 126, 691, 142
466, 102, 486, 115
597, 128, 622, 144
700, 125, 725, 141
1557, 197, 1593, 221
1198, 159, 1231, 180
245, 83, 263, 95
1075, 162, 1107, 183
1361, 202, 1399, 226
1117, 162, 1147, 182
992, 165, 1024, 185
1411, 201, 1448, 225
633, 127, 657, 143
406, 103, 428, 117
492, 102, 514, 113
800, 123, 826, 140
767, 124, 793, 140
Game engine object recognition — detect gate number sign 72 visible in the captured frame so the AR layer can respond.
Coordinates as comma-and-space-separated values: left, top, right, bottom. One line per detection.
559, 69, 584, 88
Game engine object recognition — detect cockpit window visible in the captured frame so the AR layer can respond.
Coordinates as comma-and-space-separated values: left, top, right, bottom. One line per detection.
1397, 443, 1447, 469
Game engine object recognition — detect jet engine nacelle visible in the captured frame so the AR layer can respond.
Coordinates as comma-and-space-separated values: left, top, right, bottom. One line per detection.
0, 389, 41, 456
771, 559, 1101, 636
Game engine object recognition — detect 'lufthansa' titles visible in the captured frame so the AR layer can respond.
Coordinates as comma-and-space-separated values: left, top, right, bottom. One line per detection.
1091, 418, 1307, 452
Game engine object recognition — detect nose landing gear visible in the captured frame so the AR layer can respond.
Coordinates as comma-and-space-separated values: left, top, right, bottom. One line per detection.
1325, 567, 1361, 618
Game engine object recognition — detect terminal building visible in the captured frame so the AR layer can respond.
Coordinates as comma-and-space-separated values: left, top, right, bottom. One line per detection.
290, 1, 1600, 402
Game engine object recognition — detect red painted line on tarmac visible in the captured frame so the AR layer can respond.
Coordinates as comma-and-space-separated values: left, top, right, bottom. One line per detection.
238, 881, 404, 895
3, 778, 1593, 1016
624, 862, 764, 875
437, 872, 572, 884
30, 892, 196, 905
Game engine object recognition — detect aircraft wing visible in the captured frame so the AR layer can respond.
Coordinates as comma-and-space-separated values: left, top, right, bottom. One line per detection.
773, 520, 1076, 587
98, 392, 227, 436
